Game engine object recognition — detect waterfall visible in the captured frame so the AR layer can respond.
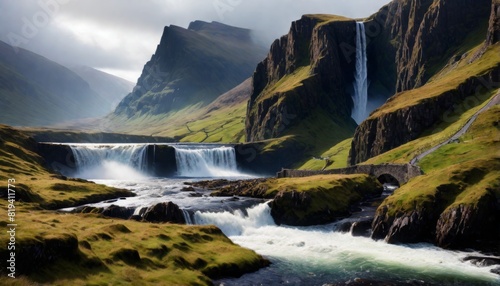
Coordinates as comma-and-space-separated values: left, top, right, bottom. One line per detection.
182, 209, 194, 225
351, 22, 368, 125
174, 145, 239, 177
69, 144, 148, 180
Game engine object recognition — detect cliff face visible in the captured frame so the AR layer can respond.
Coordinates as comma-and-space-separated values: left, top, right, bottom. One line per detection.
245, 15, 356, 142
367, 0, 491, 93
487, 0, 500, 46
114, 21, 266, 118
349, 0, 496, 165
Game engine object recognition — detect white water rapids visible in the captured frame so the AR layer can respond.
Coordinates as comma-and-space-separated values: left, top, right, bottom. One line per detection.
59, 143, 498, 285
196, 203, 499, 285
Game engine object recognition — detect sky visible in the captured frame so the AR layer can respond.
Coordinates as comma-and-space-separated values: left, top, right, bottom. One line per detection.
0, 0, 391, 83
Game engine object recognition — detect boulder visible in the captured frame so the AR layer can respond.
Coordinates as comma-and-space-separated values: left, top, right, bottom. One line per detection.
142, 202, 186, 224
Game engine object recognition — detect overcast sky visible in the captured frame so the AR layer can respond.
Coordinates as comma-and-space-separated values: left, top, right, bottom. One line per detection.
0, 0, 391, 83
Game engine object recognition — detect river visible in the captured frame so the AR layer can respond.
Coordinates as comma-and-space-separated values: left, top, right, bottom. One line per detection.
60, 143, 499, 285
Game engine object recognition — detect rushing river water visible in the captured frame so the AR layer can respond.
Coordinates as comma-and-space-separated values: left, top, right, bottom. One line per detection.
60, 143, 499, 285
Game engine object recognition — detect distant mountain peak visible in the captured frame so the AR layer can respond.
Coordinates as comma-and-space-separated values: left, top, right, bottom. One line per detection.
112, 21, 266, 120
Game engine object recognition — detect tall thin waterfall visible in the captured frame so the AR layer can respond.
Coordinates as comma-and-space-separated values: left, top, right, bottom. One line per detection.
69, 144, 148, 179
351, 22, 368, 125
174, 145, 238, 177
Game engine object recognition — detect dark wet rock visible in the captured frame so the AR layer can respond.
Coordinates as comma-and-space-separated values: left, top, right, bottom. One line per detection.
142, 202, 186, 224
101, 205, 135, 220
73, 204, 135, 220
337, 221, 353, 233
463, 256, 500, 267
350, 220, 372, 237
181, 186, 196, 192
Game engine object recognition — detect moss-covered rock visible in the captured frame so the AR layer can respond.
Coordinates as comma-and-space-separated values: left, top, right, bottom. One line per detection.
207, 174, 382, 226
372, 158, 500, 252
269, 175, 382, 225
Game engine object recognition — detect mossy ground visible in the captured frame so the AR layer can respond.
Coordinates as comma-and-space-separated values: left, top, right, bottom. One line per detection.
299, 138, 352, 170
378, 158, 499, 218
0, 207, 266, 286
370, 44, 500, 118
365, 88, 499, 166
375, 104, 500, 218
235, 174, 381, 223
0, 125, 268, 285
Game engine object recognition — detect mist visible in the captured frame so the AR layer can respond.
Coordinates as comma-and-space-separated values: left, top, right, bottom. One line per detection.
0, 0, 391, 82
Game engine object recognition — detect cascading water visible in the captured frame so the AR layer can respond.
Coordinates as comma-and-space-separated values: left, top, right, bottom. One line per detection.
351, 22, 368, 125
196, 202, 499, 285
174, 145, 240, 177
69, 144, 148, 180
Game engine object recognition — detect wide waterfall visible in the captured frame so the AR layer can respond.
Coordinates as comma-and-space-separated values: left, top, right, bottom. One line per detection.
351, 22, 368, 125
174, 145, 240, 177
69, 144, 148, 180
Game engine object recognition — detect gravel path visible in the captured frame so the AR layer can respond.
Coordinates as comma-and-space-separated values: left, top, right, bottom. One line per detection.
410, 91, 500, 165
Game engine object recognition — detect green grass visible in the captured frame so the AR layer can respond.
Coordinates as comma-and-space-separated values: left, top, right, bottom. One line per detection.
374, 103, 500, 218
257, 65, 313, 104
0, 209, 267, 285
379, 158, 499, 218
365, 88, 499, 166
0, 125, 268, 285
266, 174, 382, 225
418, 104, 500, 172
303, 14, 353, 27
283, 108, 355, 168
299, 138, 352, 170
370, 44, 500, 118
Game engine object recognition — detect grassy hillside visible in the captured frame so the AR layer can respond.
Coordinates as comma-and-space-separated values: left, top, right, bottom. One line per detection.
364, 44, 499, 167
107, 78, 251, 143
0, 41, 110, 127
0, 125, 268, 284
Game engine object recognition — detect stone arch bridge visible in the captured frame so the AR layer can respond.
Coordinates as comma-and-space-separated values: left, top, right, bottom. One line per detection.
276, 164, 423, 186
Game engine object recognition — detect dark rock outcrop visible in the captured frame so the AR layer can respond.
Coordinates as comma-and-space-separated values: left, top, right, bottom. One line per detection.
141, 202, 186, 224
350, 220, 373, 237
75, 204, 136, 220
245, 15, 357, 142
114, 21, 266, 118
366, 0, 491, 93
435, 191, 499, 249
486, 0, 500, 46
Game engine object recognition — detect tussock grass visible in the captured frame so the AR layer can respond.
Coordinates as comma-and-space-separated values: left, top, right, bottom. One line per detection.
0, 125, 268, 284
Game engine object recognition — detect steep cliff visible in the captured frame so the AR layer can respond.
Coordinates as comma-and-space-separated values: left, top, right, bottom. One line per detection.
113, 21, 266, 118
349, 0, 498, 165
245, 15, 357, 142
366, 0, 491, 94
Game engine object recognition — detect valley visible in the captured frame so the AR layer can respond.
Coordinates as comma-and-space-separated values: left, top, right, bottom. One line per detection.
0, 0, 499, 285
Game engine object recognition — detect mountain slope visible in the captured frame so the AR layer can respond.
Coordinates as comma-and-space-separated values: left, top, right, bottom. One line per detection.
0, 41, 110, 126
109, 21, 267, 132
69, 65, 134, 111
349, 0, 498, 165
